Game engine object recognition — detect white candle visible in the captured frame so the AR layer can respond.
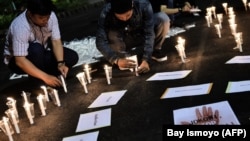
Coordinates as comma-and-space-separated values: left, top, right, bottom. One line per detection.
37, 95, 46, 116
229, 23, 237, 35
214, 24, 221, 38
242, 0, 247, 11
21, 91, 29, 103
177, 37, 185, 46
175, 45, 185, 63
84, 64, 91, 83
126, 55, 139, 76
104, 65, 111, 85
2, 117, 14, 141
23, 102, 34, 124
76, 72, 88, 94
222, 3, 228, 14
60, 75, 67, 93
211, 6, 216, 19
53, 89, 61, 107
228, 7, 234, 15
234, 32, 243, 52
217, 14, 223, 29
205, 16, 210, 27
6, 97, 19, 118
5, 109, 20, 134
40, 86, 49, 102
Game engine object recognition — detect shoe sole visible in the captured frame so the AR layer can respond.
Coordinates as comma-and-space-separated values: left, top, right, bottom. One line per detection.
151, 56, 168, 62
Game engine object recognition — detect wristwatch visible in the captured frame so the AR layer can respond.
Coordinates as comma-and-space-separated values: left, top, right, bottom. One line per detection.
178, 8, 182, 13
114, 58, 119, 65
57, 60, 65, 67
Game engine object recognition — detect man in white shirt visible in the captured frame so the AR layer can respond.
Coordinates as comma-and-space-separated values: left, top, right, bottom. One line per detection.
3, 0, 78, 87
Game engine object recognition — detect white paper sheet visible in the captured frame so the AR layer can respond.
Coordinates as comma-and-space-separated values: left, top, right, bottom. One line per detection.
88, 90, 127, 108
226, 56, 250, 64
190, 8, 201, 12
173, 101, 240, 125
76, 108, 111, 132
146, 70, 192, 81
62, 131, 99, 141
161, 83, 212, 99
225, 80, 250, 93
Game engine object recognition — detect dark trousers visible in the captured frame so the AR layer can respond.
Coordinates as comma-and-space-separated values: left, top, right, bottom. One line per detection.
8, 42, 79, 76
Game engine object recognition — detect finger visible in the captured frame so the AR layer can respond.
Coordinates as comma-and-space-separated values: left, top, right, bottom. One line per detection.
195, 108, 202, 120
214, 109, 219, 119
214, 110, 219, 124
202, 106, 208, 117
207, 107, 213, 117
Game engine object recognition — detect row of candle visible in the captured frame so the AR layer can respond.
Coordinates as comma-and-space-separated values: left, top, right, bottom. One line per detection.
0, 87, 62, 141
205, 3, 244, 53
76, 64, 113, 94
75, 58, 141, 94
0, 61, 137, 140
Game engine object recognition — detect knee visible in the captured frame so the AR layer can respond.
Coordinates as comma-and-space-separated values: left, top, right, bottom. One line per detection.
28, 43, 45, 56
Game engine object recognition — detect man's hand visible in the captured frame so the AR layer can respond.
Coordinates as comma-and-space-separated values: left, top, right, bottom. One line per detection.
117, 58, 137, 69
182, 2, 192, 12
137, 60, 150, 74
180, 106, 220, 125
42, 74, 62, 87
57, 63, 69, 78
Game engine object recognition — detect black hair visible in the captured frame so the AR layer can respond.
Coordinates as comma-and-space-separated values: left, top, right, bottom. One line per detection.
111, 0, 133, 14
27, 0, 56, 15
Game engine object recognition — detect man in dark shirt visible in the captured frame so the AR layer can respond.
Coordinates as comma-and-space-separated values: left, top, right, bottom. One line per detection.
96, 0, 170, 74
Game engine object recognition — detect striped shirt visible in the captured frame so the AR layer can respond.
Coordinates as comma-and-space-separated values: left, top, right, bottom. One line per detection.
4, 10, 61, 64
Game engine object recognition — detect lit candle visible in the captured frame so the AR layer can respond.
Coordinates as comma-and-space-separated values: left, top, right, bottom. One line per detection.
234, 32, 243, 52
53, 89, 61, 107
59, 75, 67, 93
126, 55, 139, 76
84, 64, 91, 83
6, 97, 19, 118
242, 0, 247, 11
217, 14, 223, 29
211, 6, 216, 19
177, 37, 185, 46
228, 7, 234, 15
222, 3, 228, 14
176, 37, 188, 63
229, 23, 237, 35
206, 11, 213, 23
76, 72, 88, 94
104, 65, 111, 85
40, 85, 49, 102
5, 109, 20, 134
205, 16, 210, 27
23, 102, 34, 124
175, 44, 185, 63
21, 91, 29, 103
2, 117, 14, 141
37, 94, 47, 116
214, 24, 221, 38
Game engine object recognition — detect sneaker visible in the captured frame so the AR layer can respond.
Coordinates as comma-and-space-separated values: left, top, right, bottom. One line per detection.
151, 50, 167, 62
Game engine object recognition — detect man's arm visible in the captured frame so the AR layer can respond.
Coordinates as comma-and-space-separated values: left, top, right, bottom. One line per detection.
15, 56, 62, 86
51, 39, 69, 77
96, 4, 119, 65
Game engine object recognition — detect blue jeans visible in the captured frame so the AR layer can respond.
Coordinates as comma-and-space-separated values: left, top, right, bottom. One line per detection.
153, 12, 170, 50
8, 42, 78, 76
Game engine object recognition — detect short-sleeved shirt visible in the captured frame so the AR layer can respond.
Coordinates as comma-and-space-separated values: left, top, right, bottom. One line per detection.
3, 10, 61, 64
